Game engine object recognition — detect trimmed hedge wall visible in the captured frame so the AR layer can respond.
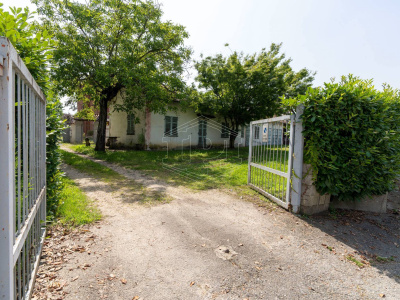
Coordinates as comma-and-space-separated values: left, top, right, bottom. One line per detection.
285, 75, 400, 201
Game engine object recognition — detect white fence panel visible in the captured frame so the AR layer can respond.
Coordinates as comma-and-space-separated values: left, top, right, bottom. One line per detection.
0, 37, 46, 300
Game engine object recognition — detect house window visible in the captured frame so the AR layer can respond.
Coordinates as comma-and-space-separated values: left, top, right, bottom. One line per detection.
254, 125, 260, 139
165, 116, 178, 137
241, 126, 245, 138
221, 122, 229, 138
127, 114, 135, 135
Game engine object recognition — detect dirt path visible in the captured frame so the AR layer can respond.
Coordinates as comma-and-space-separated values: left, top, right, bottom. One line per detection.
36, 147, 400, 300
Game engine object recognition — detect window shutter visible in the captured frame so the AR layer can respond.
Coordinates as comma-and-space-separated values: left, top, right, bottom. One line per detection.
127, 114, 135, 135
221, 122, 229, 138
172, 117, 178, 136
165, 116, 178, 137
164, 116, 170, 136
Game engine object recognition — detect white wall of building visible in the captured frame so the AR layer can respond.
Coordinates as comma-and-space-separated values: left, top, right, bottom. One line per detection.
108, 94, 146, 147
109, 95, 246, 149
70, 121, 83, 144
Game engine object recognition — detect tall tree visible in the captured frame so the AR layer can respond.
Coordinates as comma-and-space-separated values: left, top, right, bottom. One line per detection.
35, 0, 192, 151
194, 44, 314, 148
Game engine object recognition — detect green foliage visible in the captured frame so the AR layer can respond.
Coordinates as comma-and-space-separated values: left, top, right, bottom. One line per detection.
67, 143, 288, 193
75, 107, 96, 121
57, 176, 101, 226
60, 150, 124, 182
35, 0, 192, 151
138, 131, 146, 145
1, 4, 64, 217
194, 43, 314, 147
46, 92, 65, 218
0, 3, 54, 90
346, 255, 365, 268
285, 75, 400, 201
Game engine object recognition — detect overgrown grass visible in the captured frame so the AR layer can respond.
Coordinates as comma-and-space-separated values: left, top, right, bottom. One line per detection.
57, 176, 101, 226
67, 144, 288, 194
61, 150, 124, 182
61, 149, 171, 205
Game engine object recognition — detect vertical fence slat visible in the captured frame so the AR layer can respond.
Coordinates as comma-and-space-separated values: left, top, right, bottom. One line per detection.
1, 37, 46, 300
0, 38, 16, 300
17, 75, 22, 234
247, 122, 253, 184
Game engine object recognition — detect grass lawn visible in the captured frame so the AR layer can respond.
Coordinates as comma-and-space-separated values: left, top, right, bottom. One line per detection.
61, 150, 124, 182
57, 176, 101, 226
60, 149, 172, 205
66, 144, 289, 196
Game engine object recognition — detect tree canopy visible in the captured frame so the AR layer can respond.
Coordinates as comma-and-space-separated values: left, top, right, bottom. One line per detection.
34, 0, 192, 151
194, 43, 315, 147
0, 3, 54, 90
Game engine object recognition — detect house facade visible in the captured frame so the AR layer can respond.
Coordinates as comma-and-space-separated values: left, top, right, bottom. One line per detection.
107, 93, 249, 149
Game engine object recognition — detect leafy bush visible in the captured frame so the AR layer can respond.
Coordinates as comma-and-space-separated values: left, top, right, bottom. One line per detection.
1, 4, 64, 217
46, 91, 65, 219
285, 75, 400, 200
0, 4, 54, 90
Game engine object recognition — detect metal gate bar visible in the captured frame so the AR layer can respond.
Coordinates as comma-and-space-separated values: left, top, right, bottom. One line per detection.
0, 37, 46, 300
248, 114, 295, 209
248, 107, 304, 212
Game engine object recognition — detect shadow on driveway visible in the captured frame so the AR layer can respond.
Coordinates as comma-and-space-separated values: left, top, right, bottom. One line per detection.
303, 195, 400, 285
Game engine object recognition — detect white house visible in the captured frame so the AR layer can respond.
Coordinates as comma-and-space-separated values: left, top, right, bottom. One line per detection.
252, 122, 285, 145
107, 93, 248, 150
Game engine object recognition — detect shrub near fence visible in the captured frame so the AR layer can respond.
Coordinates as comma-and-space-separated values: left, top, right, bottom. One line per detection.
284, 75, 400, 201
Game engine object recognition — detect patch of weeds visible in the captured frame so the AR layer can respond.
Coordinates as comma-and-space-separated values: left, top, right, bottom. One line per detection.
62, 149, 171, 206
61, 150, 123, 182
328, 207, 339, 220
67, 143, 286, 193
57, 176, 101, 226
66, 143, 290, 206
321, 243, 336, 254
300, 213, 310, 220
346, 255, 365, 268
375, 256, 396, 263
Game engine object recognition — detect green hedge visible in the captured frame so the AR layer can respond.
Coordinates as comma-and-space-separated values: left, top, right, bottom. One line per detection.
46, 92, 65, 219
285, 75, 400, 201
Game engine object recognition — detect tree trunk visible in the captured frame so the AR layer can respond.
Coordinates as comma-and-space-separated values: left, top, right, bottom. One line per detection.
229, 131, 238, 149
95, 98, 108, 151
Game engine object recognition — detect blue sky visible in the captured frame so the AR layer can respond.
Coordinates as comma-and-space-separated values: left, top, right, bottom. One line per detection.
6, 0, 400, 89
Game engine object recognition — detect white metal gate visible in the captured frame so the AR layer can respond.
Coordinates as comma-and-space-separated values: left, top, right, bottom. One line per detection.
248, 107, 304, 213
0, 38, 47, 299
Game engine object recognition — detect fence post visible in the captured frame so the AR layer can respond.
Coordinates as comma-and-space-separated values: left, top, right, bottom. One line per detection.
0, 40, 15, 300
290, 105, 304, 213
247, 122, 253, 184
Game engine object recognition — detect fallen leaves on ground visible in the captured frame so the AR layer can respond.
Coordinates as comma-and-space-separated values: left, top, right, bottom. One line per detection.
32, 223, 98, 300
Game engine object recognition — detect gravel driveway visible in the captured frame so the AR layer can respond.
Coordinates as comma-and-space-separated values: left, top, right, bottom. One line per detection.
34, 149, 400, 300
